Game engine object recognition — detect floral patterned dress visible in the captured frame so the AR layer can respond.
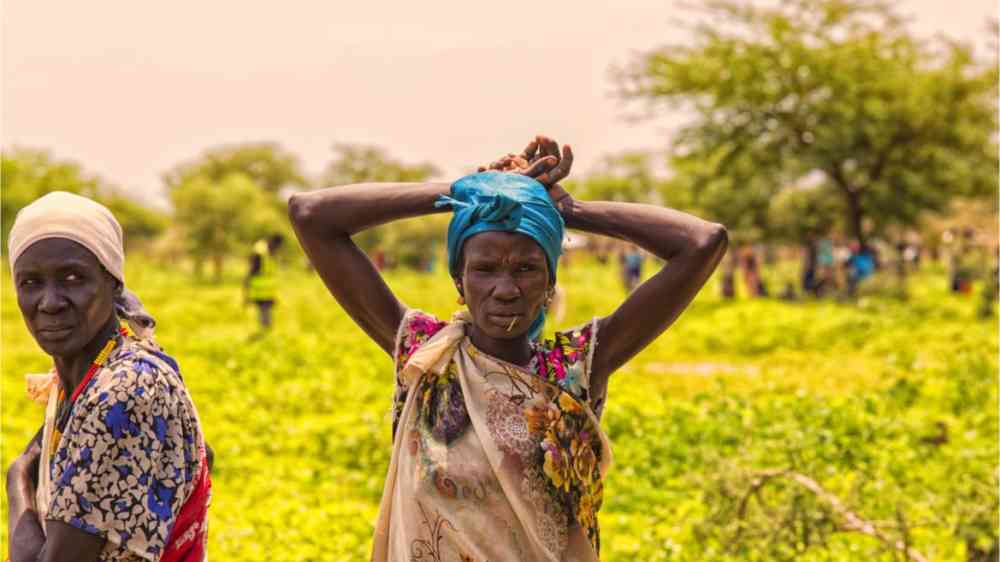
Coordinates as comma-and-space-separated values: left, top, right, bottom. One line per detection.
372, 309, 612, 562
32, 334, 210, 562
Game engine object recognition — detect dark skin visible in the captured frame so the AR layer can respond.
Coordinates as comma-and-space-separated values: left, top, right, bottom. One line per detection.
7, 239, 215, 561
461, 232, 552, 365
289, 135, 728, 405
8, 238, 117, 562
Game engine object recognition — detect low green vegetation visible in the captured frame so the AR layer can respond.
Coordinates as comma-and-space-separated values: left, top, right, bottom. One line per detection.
3, 259, 996, 561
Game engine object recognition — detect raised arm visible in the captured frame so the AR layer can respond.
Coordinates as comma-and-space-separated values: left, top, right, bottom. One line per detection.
287, 182, 450, 354
491, 136, 727, 394
562, 196, 728, 385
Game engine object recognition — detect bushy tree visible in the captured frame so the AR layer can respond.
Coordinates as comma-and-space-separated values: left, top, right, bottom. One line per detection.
320, 144, 443, 268
2, 148, 166, 249
567, 152, 667, 204
620, 0, 998, 245
164, 142, 308, 194
321, 144, 439, 187
163, 142, 306, 274
170, 173, 287, 280
766, 185, 842, 243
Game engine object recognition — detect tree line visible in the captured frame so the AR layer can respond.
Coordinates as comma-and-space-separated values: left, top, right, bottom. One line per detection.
3, 0, 996, 280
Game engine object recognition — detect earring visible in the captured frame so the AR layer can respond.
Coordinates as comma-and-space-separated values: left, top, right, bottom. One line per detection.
457, 295, 466, 306
544, 288, 554, 309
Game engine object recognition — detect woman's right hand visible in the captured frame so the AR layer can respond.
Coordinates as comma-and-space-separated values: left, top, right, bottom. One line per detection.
8, 448, 45, 562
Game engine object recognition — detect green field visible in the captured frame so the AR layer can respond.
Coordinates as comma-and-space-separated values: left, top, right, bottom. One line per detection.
2, 258, 997, 561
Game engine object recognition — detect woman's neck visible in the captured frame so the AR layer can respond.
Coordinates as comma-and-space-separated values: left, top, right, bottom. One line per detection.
468, 325, 533, 367
54, 314, 120, 397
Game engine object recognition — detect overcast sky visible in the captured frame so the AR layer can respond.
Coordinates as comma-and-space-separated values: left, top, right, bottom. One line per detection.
3, 1, 995, 208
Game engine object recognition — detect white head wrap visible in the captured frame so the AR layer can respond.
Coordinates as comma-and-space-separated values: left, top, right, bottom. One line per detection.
8, 191, 125, 282
8, 191, 157, 339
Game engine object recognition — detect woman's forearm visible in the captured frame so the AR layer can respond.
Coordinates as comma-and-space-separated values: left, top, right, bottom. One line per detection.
563, 198, 727, 380
8, 451, 45, 561
287, 181, 453, 353
561, 198, 726, 259
288, 182, 450, 237
8, 456, 35, 536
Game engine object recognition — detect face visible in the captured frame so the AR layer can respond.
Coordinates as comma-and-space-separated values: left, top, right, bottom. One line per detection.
459, 231, 551, 340
13, 238, 119, 358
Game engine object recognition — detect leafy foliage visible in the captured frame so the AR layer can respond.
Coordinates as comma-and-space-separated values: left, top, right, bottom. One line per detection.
320, 144, 439, 187
2, 259, 995, 561
320, 144, 445, 267
169, 173, 288, 279
163, 143, 308, 194
161, 142, 305, 278
1, 148, 167, 249
568, 152, 665, 204
619, 0, 998, 243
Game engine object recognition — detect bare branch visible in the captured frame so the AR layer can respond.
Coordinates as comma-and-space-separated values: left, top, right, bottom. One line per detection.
748, 469, 930, 562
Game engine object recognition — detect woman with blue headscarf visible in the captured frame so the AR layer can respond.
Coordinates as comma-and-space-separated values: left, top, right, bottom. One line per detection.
289, 136, 727, 561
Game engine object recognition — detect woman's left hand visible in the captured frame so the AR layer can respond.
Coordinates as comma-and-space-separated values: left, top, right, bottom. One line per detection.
477, 135, 575, 209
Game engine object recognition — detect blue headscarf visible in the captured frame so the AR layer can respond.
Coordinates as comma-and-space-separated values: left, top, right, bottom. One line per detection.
435, 172, 564, 340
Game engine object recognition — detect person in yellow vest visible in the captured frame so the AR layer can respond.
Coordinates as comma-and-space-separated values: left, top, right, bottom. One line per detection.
244, 234, 283, 332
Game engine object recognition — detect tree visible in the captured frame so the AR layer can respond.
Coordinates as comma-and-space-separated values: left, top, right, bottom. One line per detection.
619, 0, 998, 246
567, 152, 666, 204
164, 142, 308, 194
320, 144, 442, 266
320, 144, 439, 186
163, 142, 306, 275
2, 148, 166, 248
665, 149, 786, 242
101, 194, 169, 245
170, 173, 287, 280
2, 148, 101, 247
766, 184, 842, 243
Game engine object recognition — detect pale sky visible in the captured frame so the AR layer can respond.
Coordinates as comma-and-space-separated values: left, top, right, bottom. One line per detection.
3, 1, 996, 208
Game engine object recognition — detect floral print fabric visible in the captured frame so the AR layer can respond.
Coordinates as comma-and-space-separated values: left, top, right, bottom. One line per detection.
390, 311, 604, 438
373, 309, 611, 562
42, 337, 207, 562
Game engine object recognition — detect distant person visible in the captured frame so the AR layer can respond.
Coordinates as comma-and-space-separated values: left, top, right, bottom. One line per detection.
817, 236, 835, 295
721, 251, 737, 299
802, 234, 819, 296
846, 242, 875, 297
289, 134, 727, 561
620, 244, 644, 292
6, 192, 211, 562
244, 233, 283, 332
947, 228, 978, 294
903, 241, 921, 272
755, 244, 771, 297
895, 240, 909, 280
779, 280, 798, 301
978, 245, 998, 318
955, 228, 978, 294
740, 245, 762, 297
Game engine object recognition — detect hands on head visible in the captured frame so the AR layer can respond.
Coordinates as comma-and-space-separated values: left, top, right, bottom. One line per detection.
477, 135, 575, 207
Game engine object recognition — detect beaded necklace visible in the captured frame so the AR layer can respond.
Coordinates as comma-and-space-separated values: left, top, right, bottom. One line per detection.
51, 325, 130, 450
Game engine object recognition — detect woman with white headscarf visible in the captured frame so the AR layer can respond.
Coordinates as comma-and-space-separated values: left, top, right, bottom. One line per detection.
5, 192, 211, 562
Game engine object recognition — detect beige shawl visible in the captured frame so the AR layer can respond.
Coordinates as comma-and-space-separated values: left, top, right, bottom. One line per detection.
372, 312, 612, 562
